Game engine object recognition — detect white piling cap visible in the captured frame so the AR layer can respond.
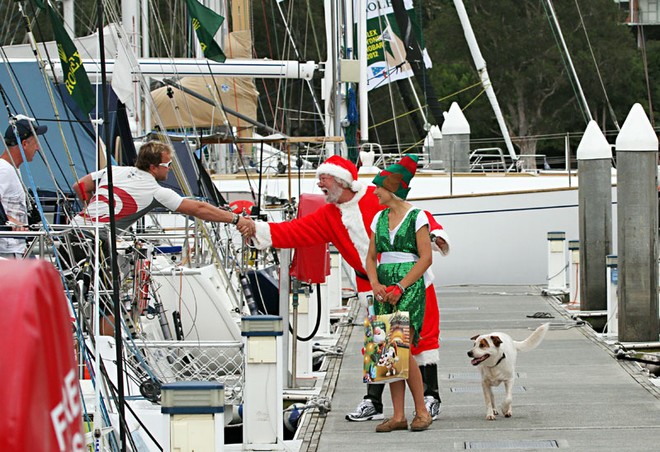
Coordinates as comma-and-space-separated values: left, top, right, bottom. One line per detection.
429, 124, 442, 139
615, 103, 658, 152
424, 125, 442, 148
576, 121, 612, 160
441, 102, 470, 135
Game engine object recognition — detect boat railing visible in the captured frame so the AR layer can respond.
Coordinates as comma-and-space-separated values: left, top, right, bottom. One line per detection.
360, 142, 404, 168
137, 340, 245, 404
469, 147, 508, 172
469, 148, 551, 173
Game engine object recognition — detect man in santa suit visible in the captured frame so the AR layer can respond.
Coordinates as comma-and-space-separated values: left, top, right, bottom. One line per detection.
251, 155, 449, 421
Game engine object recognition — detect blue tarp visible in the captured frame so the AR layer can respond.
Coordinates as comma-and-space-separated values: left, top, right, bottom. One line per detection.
0, 61, 96, 193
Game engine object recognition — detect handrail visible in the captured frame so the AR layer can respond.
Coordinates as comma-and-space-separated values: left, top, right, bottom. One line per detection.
469, 147, 507, 173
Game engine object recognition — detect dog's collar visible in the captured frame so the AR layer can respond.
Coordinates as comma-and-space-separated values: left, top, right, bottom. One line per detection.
490, 353, 506, 367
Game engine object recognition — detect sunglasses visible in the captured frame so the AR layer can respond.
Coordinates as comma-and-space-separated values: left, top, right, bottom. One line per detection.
159, 160, 173, 168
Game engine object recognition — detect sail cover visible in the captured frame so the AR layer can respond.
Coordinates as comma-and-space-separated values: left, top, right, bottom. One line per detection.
0, 259, 84, 451
0, 61, 96, 193
150, 31, 258, 138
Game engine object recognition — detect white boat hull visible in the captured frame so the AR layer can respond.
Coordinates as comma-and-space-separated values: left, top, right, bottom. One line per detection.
214, 171, 618, 286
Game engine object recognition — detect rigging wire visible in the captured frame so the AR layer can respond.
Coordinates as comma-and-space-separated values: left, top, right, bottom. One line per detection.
273, 0, 324, 131
377, 9, 402, 153
637, 23, 654, 128
573, 0, 620, 130
542, 0, 592, 125
0, 3, 86, 197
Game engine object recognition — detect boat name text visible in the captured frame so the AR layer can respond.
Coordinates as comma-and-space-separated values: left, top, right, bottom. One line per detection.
50, 369, 85, 452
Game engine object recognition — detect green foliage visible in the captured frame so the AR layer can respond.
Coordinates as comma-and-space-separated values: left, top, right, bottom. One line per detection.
425, 0, 647, 157
2, 0, 655, 156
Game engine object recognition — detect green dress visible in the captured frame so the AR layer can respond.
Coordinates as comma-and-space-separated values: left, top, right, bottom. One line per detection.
373, 208, 426, 345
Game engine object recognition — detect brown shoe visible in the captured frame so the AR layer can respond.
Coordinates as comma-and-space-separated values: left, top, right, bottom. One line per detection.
375, 418, 408, 433
410, 413, 432, 431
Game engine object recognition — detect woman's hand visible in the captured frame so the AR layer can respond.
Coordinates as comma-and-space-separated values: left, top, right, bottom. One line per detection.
372, 283, 388, 304
384, 285, 403, 305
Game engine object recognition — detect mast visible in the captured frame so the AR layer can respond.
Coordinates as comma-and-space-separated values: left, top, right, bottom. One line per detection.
545, 0, 592, 123
357, 0, 369, 143
453, 0, 517, 161
323, 0, 341, 156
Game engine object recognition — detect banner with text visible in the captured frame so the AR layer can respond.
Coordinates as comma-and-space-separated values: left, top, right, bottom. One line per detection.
361, 0, 432, 91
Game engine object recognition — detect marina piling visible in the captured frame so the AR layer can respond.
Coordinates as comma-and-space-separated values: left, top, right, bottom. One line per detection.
576, 121, 612, 311
440, 102, 470, 173
615, 103, 659, 342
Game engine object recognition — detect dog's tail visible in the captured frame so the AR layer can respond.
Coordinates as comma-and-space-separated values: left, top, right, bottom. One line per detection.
514, 323, 550, 352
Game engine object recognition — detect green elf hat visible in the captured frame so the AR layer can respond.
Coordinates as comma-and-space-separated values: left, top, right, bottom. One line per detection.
372, 154, 419, 200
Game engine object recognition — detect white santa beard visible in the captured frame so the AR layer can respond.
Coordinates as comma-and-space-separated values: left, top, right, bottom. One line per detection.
324, 185, 343, 204
337, 184, 370, 269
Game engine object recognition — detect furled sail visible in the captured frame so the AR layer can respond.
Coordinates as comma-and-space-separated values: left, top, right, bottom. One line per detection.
150, 31, 258, 139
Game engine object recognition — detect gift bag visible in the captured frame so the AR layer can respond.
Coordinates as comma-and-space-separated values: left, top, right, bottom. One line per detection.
363, 310, 410, 383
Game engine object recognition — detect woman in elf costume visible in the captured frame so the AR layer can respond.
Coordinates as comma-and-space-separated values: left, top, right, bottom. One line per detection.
366, 154, 433, 433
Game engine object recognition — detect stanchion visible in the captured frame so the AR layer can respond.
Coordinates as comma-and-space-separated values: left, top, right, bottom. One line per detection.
568, 240, 580, 306
606, 255, 618, 337
542, 231, 568, 298
242, 315, 284, 450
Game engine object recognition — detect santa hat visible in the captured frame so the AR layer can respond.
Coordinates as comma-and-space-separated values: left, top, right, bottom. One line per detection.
372, 154, 418, 200
316, 155, 361, 192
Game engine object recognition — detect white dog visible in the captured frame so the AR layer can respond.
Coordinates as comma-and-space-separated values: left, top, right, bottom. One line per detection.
467, 323, 549, 420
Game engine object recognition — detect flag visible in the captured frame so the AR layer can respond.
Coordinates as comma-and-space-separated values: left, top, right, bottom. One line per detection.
111, 43, 138, 109
47, 6, 95, 114
185, 0, 226, 63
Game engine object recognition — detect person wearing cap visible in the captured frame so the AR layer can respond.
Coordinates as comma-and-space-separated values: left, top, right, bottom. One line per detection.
0, 119, 47, 258
367, 154, 432, 432
249, 154, 449, 422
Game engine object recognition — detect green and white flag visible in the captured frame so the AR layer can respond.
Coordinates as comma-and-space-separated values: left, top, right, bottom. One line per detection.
185, 0, 226, 63
47, 5, 95, 114
362, 0, 431, 91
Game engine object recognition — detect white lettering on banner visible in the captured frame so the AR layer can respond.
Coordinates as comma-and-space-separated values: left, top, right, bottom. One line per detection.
50, 369, 84, 452
366, 0, 393, 14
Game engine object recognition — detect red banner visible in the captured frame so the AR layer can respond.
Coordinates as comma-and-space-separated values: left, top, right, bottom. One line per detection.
0, 259, 85, 452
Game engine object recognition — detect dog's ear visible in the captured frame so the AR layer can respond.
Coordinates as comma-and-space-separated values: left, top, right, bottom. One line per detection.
470, 334, 479, 341
491, 335, 503, 347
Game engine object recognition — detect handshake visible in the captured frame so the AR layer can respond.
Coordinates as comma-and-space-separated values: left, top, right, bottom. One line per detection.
235, 215, 257, 238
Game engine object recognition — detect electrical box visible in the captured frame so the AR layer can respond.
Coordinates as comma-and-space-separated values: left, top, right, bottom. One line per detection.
171, 414, 215, 452
246, 336, 277, 364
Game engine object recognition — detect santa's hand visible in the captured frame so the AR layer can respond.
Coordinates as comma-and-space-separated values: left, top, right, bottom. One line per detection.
435, 237, 449, 255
